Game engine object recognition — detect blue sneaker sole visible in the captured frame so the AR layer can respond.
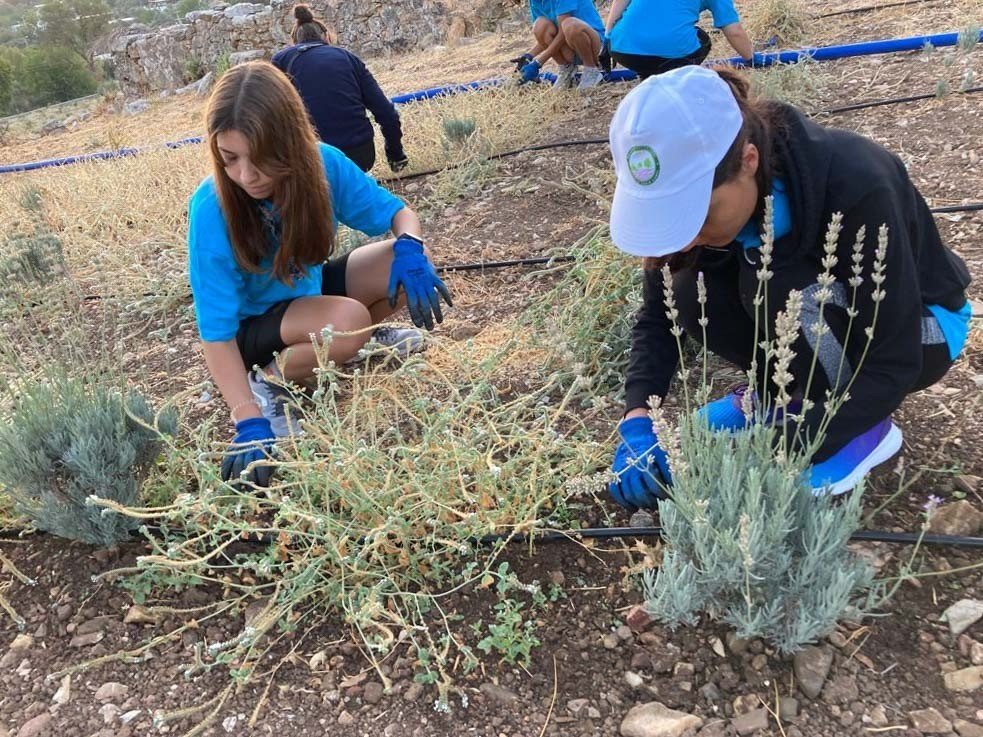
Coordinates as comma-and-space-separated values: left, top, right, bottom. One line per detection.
812, 422, 903, 497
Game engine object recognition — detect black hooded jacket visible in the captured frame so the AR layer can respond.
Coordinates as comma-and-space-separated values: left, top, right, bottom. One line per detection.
624, 105, 971, 452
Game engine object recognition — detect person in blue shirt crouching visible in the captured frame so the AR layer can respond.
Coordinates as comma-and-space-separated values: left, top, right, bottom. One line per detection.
601, 0, 755, 79
188, 62, 451, 487
512, 0, 607, 90
272, 5, 408, 173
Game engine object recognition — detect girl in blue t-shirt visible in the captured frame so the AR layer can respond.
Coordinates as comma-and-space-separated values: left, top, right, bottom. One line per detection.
601, 0, 754, 79
188, 61, 451, 486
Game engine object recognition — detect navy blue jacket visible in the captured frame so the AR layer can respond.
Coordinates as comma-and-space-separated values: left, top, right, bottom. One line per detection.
272, 42, 405, 161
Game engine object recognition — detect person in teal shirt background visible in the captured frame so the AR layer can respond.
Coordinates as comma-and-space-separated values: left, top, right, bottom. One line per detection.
512, 0, 607, 89
601, 0, 755, 79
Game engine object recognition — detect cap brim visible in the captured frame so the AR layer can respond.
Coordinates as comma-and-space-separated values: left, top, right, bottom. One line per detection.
610, 170, 713, 257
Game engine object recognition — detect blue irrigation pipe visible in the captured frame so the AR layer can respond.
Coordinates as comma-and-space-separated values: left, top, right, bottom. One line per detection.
2, 29, 981, 176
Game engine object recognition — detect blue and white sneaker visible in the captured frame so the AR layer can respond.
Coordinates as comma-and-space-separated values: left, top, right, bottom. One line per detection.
698, 384, 802, 432
248, 369, 303, 438
809, 419, 902, 496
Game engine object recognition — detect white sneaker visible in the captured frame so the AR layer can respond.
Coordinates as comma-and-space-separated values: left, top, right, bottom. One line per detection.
553, 64, 577, 89
369, 326, 426, 357
577, 67, 605, 90
248, 369, 303, 438
347, 327, 426, 365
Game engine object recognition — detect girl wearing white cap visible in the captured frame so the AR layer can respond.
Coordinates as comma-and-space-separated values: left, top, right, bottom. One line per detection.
606, 65, 972, 510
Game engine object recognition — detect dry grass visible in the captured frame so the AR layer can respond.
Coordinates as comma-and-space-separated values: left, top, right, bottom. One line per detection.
740, 0, 812, 48
381, 82, 581, 177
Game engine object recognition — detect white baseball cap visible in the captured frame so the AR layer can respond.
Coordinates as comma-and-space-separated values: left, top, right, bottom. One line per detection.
609, 66, 744, 257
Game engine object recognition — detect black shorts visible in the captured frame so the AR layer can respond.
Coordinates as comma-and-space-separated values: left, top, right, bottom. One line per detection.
235, 252, 351, 370
612, 27, 712, 80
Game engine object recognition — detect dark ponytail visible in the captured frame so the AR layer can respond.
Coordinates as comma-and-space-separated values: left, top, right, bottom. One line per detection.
291, 4, 329, 44
643, 66, 785, 273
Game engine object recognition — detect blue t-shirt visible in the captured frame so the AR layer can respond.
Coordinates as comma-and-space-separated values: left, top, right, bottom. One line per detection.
188, 142, 404, 342
529, 0, 605, 36
926, 301, 972, 360
734, 179, 793, 250
610, 0, 740, 57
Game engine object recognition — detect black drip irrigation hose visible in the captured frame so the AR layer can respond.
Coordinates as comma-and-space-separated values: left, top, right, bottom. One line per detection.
821, 86, 983, 115
382, 86, 983, 185
2, 523, 982, 550
818, 0, 944, 18
71, 199, 983, 303
476, 526, 983, 549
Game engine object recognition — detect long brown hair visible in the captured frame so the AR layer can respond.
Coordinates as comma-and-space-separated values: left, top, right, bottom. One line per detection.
205, 61, 334, 284
292, 4, 331, 44
644, 66, 784, 273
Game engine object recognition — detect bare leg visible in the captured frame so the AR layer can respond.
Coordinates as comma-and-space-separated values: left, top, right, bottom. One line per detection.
531, 17, 557, 56
560, 17, 602, 68
276, 295, 372, 380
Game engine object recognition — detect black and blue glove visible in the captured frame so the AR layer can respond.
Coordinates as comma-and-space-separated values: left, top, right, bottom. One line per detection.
509, 52, 534, 73
599, 38, 613, 73
386, 234, 453, 331
518, 59, 542, 84
609, 416, 672, 510
221, 417, 276, 488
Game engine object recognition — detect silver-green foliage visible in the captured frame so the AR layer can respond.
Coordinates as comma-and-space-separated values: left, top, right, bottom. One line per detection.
641, 203, 884, 653
0, 377, 177, 546
643, 415, 874, 653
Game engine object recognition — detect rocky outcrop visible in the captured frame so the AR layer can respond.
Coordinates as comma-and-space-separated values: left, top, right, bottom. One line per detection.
109, 0, 523, 96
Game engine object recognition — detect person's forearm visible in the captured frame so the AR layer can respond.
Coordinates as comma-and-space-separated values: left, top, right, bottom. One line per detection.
392, 207, 422, 239
605, 0, 629, 33
721, 22, 753, 60
202, 340, 259, 422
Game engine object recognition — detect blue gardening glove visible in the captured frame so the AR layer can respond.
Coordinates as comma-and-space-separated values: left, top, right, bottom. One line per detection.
609, 416, 672, 510
519, 59, 542, 84
387, 234, 453, 331
221, 417, 276, 488
509, 52, 534, 73
598, 37, 613, 73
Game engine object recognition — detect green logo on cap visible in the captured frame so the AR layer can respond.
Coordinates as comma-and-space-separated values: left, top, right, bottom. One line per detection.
626, 145, 660, 186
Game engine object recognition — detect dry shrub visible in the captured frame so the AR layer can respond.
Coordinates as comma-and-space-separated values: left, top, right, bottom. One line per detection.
743, 0, 810, 48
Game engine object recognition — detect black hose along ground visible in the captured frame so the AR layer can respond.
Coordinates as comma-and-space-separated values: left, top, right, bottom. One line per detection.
381, 85, 983, 186
817, 0, 945, 18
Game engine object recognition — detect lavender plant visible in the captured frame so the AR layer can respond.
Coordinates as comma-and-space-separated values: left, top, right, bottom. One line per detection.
640, 202, 886, 653
0, 375, 177, 546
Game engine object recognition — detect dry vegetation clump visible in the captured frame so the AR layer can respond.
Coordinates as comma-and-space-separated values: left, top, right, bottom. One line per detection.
79, 330, 610, 721
742, 0, 811, 48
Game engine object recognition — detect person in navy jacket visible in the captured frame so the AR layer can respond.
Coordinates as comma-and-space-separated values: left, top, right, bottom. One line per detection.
272, 4, 407, 172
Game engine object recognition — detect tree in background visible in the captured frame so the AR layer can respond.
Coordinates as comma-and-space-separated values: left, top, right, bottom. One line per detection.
174, 0, 206, 20
0, 46, 97, 114
0, 54, 12, 113
36, 0, 112, 59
